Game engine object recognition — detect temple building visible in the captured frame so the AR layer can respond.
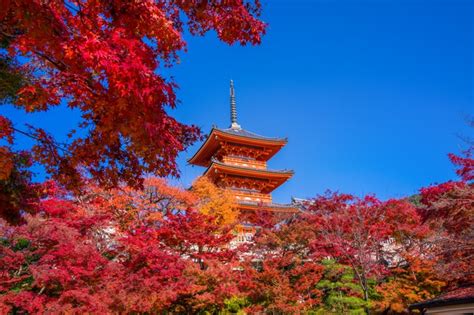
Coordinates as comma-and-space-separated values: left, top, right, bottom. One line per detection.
188, 81, 298, 228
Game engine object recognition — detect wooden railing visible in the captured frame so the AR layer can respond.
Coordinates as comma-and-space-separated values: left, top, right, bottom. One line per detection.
222, 156, 267, 169
231, 190, 272, 203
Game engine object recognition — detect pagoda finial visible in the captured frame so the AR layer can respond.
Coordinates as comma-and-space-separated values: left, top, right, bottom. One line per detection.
230, 80, 241, 129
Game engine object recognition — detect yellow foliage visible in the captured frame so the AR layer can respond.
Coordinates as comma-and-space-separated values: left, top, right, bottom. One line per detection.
191, 176, 239, 226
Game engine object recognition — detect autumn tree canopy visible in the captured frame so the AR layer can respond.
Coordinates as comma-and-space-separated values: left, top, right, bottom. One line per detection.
1, 158, 471, 313
0, 0, 266, 191
0, 179, 240, 313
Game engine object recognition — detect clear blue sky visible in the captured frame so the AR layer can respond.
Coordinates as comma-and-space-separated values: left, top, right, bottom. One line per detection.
170, 0, 473, 202
3, 0, 473, 203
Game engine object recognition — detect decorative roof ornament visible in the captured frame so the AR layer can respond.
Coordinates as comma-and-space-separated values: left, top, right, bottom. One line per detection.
230, 80, 241, 130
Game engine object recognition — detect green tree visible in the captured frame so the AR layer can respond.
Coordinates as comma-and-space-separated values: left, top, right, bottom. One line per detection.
314, 259, 370, 314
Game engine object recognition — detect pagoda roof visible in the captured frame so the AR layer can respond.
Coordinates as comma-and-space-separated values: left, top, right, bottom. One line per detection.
215, 127, 287, 142
205, 159, 293, 177
203, 159, 293, 193
188, 127, 288, 166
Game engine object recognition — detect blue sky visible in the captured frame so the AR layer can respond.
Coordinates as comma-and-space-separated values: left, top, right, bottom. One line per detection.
170, 0, 473, 202
3, 0, 472, 203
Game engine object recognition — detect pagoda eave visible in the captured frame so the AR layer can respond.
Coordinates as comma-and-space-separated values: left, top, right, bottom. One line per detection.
188, 128, 287, 166
204, 160, 293, 179
203, 160, 293, 193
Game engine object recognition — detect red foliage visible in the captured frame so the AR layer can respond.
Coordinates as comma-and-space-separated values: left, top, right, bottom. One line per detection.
419, 181, 472, 232
304, 192, 427, 302
238, 219, 324, 313
0, 179, 239, 313
419, 181, 473, 286
155, 210, 234, 263
0, 148, 44, 224
449, 150, 474, 182
0, 0, 265, 189
416, 147, 473, 287
307, 193, 424, 261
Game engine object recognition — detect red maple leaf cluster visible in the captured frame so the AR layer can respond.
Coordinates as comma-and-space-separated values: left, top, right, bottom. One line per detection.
0, 0, 265, 190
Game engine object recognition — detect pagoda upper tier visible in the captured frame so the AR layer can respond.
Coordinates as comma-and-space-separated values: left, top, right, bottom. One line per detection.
188, 127, 288, 167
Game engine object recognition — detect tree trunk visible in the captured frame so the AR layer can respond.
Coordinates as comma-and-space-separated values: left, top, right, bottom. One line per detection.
363, 276, 370, 315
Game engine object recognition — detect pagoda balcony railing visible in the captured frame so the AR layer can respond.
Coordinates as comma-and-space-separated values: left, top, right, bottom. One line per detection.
225, 155, 257, 162
230, 187, 260, 193
222, 156, 267, 169
231, 190, 272, 203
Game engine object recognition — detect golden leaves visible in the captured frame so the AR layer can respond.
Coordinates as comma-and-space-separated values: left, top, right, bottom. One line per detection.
191, 176, 239, 226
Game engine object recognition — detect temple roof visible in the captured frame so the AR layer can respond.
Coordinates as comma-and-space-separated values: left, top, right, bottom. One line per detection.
214, 127, 287, 142
189, 81, 289, 166
205, 159, 293, 177
188, 127, 288, 166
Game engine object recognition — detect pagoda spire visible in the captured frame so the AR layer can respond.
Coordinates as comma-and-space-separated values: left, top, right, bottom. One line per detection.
230, 80, 241, 129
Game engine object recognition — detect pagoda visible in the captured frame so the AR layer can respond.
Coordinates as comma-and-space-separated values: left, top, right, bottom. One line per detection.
188, 81, 298, 226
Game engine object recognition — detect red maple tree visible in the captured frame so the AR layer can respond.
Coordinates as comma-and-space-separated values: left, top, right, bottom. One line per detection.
304, 193, 428, 306
0, 0, 266, 191
238, 218, 324, 313
418, 149, 473, 286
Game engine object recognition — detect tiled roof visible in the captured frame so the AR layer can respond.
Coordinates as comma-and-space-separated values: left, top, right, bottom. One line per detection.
209, 158, 293, 175
215, 127, 287, 142
188, 126, 287, 166
410, 285, 474, 309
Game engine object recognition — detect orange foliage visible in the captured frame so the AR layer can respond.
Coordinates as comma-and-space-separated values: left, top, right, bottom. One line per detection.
79, 177, 196, 230
78, 176, 239, 229
374, 256, 445, 313
191, 177, 239, 226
